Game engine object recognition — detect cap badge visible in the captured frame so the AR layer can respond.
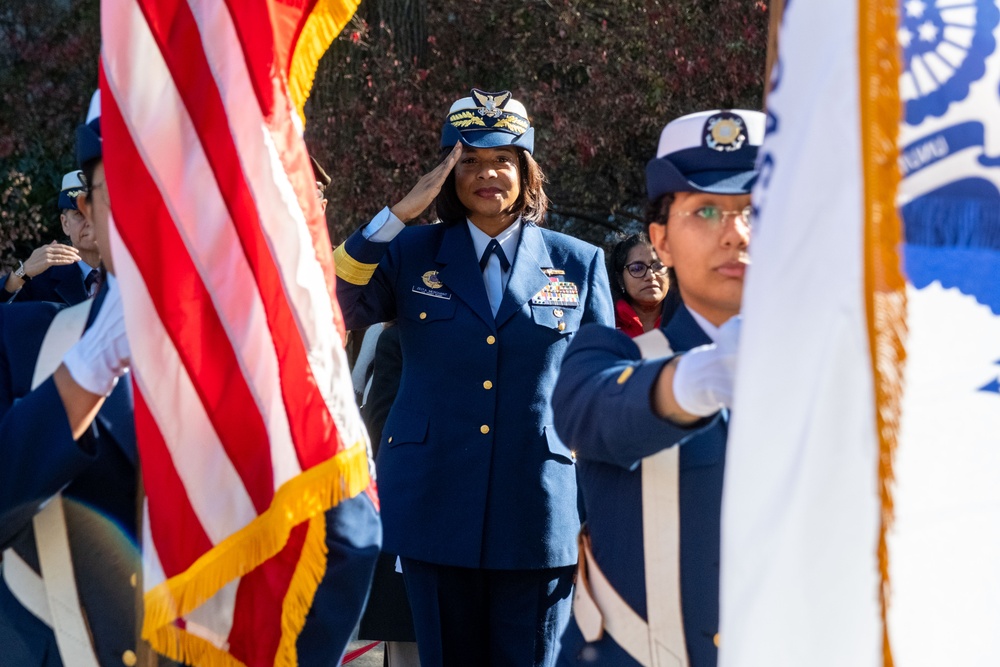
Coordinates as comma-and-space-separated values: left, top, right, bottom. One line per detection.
422, 270, 444, 289
472, 89, 511, 118
704, 113, 747, 152
446, 90, 529, 136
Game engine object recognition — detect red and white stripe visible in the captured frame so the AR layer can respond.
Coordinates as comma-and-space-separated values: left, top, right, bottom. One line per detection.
100, 0, 369, 661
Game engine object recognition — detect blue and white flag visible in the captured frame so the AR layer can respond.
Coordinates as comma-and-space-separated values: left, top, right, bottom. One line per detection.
719, 0, 1000, 664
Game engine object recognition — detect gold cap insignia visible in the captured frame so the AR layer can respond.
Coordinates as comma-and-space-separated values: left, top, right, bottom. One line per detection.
704, 113, 747, 152
422, 270, 443, 289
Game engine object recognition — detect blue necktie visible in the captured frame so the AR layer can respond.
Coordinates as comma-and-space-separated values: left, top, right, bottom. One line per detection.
479, 239, 511, 273
85, 269, 102, 296
480, 240, 510, 317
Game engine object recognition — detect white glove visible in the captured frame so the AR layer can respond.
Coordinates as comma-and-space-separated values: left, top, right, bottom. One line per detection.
672, 316, 741, 416
62, 274, 131, 396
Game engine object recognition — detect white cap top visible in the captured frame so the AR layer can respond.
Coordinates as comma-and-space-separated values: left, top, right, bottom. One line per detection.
61, 170, 85, 191
655, 109, 766, 159
448, 93, 528, 120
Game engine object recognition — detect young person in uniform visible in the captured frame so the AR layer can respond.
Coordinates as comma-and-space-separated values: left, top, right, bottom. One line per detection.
335, 89, 614, 666
553, 109, 764, 667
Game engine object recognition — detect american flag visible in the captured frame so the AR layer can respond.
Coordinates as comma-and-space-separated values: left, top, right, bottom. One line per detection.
99, 0, 368, 664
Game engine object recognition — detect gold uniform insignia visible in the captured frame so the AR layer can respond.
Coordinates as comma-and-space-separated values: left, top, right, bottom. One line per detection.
422, 271, 444, 289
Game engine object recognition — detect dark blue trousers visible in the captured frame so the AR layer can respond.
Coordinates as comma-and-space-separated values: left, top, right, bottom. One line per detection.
400, 558, 575, 667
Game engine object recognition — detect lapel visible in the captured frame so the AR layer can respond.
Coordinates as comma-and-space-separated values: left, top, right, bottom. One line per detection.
662, 305, 713, 354
494, 223, 553, 328
434, 223, 496, 329
54, 263, 89, 306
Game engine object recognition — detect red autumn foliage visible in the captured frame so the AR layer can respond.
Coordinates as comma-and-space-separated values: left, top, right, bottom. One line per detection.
0, 0, 767, 266
307, 0, 769, 247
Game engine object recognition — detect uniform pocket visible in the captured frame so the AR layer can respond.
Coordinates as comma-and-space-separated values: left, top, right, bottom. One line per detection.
383, 408, 429, 448
401, 295, 457, 324
531, 304, 583, 336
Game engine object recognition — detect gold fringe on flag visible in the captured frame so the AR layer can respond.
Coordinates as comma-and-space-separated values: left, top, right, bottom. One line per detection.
142, 441, 371, 666
288, 0, 362, 125
858, 0, 906, 665
275, 513, 328, 667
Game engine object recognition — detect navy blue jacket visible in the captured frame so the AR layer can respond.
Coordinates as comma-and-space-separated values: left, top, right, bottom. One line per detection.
0, 295, 140, 667
553, 307, 726, 667
336, 220, 613, 570
1, 263, 90, 306
0, 295, 379, 667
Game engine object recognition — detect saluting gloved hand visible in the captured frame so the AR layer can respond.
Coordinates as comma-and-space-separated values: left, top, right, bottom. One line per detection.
62, 274, 131, 396
671, 316, 741, 417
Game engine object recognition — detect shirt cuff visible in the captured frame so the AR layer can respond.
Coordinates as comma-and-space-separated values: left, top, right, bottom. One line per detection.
363, 206, 406, 243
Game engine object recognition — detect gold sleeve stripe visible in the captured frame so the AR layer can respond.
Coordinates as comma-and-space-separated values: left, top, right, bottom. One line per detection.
333, 244, 379, 285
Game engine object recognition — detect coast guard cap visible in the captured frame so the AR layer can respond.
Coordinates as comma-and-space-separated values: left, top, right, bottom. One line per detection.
75, 90, 102, 168
58, 171, 87, 211
441, 89, 535, 154
646, 109, 765, 201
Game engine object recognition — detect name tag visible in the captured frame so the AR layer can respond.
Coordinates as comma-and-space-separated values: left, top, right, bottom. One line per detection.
412, 286, 452, 300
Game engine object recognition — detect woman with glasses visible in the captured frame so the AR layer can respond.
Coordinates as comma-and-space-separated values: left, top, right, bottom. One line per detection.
552, 109, 763, 667
609, 233, 681, 337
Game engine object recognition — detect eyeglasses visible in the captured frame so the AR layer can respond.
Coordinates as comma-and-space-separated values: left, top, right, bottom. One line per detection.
625, 260, 667, 279
669, 204, 753, 227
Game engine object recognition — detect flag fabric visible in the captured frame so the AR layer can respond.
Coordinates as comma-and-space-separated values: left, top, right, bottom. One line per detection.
719, 0, 1000, 664
99, 1, 368, 665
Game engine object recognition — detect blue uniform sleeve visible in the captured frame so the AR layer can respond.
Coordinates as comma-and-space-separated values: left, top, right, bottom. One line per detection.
0, 379, 96, 530
0, 272, 25, 303
581, 247, 614, 327
297, 492, 381, 665
552, 324, 713, 470
0, 305, 96, 531
334, 213, 405, 331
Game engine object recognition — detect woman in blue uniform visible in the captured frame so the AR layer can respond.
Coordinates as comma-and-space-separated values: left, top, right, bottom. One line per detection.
335, 89, 614, 666
553, 109, 764, 667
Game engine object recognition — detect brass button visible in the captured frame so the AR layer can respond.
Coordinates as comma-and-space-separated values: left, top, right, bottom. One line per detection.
483, 380, 493, 390
713, 633, 720, 647
486, 335, 496, 345
419, 312, 427, 320
122, 650, 138, 666
557, 321, 566, 332
130, 573, 137, 588
480, 425, 490, 434
553, 308, 564, 317
388, 436, 393, 444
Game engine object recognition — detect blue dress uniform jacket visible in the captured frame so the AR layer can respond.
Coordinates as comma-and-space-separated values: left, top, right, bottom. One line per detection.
336, 220, 613, 570
0, 295, 140, 667
552, 306, 727, 667
0, 295, 379, 667
1, 263, 90, 306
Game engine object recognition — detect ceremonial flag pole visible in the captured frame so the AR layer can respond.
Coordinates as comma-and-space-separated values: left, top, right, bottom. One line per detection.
99, 1, 370, 664
720, 0, 1000, 664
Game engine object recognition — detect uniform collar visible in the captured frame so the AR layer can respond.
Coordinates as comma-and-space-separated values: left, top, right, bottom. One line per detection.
467, 218, 522, 266
686, 307, 721, 343
661, 305, 714, 353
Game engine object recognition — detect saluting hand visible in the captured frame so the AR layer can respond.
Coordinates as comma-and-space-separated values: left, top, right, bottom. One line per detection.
390, 142, 463, 223
23, 241, 81, 277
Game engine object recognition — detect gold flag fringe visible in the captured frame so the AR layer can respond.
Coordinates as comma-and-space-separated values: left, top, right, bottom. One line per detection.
288, 0, 362, 125
275, 514, 328, 667
858, 0, 906, 665
143, 441, 370, 666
